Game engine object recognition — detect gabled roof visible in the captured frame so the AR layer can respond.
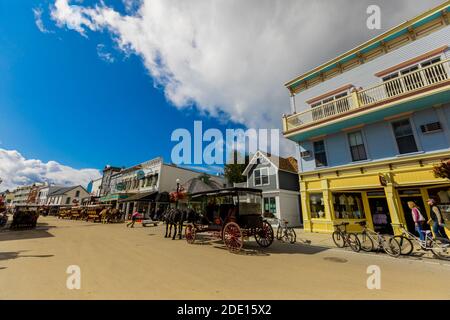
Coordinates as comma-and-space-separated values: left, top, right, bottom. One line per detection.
180, 177, 224, 194
242, 151, 298, 176
48, 185, 87, 196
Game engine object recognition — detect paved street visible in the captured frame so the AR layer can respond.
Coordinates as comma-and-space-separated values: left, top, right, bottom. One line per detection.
0, 216, 449, 299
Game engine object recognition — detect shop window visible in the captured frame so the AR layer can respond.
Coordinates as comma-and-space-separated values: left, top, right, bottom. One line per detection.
332, 192, 365, 219
263, 197, 277, 217
392, 119, 418, 154
348, 131, 367, 161
313, 140, 328, 167
309, 193, 325, 218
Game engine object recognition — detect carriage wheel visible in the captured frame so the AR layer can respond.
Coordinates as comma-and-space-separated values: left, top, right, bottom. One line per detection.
223, 222, 243, 253
185, 224, 196, 244
255, 221, 274, 248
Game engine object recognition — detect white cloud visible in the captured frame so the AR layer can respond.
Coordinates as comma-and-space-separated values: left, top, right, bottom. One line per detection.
96, 44, 115, 63
33, 7, 54, 33
49, 0, 444, 156
0, 148, 101, 192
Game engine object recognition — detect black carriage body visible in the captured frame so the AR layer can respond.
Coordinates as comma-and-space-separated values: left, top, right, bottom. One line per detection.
186, 188, 274, 252
190, 187, 264, 229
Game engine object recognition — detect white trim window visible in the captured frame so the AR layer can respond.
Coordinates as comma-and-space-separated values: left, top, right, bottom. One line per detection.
348, 131, 367, 161
391, 118, 418, 154
254, 168, 269, 186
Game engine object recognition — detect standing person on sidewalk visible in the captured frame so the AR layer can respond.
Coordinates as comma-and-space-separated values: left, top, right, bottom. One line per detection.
408, 201, 426, 241
127, 209, 140, 228
427, 198, 449, 240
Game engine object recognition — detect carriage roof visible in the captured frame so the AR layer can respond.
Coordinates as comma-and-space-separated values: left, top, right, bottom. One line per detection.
190, 187, 262, 199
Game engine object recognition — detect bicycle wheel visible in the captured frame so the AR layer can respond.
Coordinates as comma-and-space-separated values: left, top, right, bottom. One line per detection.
276, 226, 282, 240
358, 232, 374, 252
289, 228, 297, 244
286, 228, 296, 244
431, 239, 450, 261
393, 235, 414, 255
384, 237, 401, 257
332, 231, 345, 248
348, 233, 361, 252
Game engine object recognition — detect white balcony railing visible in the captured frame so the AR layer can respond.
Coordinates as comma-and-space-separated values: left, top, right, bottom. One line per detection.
283, 59, 450, 133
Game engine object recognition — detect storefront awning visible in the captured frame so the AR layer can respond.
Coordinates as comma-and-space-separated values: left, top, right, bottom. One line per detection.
119, 191, 158, 203
100, 194, 132, 202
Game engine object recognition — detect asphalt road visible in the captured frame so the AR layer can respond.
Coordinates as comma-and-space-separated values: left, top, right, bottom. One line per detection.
0, 216, 449, 299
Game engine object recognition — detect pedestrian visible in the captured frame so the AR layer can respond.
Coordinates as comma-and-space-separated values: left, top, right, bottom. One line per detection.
427, 198, 449, 240
407, 201, 426, 241
127, 210, 140, 228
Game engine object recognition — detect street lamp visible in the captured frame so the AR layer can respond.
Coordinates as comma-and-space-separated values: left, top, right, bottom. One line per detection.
175, 178, 180, 208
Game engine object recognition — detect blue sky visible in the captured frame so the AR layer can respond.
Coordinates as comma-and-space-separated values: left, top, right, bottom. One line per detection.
0, 0, 442, 191
0, 0, 238, 172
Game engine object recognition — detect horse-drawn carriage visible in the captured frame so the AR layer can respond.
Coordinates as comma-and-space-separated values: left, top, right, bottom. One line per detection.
57, 207, 72, 219
10, 205, 40, 230
184, 187, 274, 253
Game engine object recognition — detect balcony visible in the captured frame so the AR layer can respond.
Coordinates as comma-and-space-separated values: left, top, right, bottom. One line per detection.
283, 59, 450, 140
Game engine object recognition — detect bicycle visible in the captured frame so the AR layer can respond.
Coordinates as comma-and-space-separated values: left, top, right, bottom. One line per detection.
276, 218, 296, 244
393, 223, 450, 261
355, 221, 401, 257
332, 222, 361, 252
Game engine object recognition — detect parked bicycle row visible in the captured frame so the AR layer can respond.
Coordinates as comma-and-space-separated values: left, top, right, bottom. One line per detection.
332, 221, 450, 260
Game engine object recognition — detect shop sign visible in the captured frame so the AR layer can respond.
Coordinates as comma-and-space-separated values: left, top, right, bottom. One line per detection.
136, 170, 145, 180
116, 182, 125, 191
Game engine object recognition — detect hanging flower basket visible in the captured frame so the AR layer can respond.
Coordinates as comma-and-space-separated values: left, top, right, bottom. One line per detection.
169, 189, 187, 202
433, 159, 450, 180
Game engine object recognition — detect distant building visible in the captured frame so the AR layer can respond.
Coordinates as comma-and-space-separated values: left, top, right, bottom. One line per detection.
47, 186, 90, 206
87, 177, 102, 197
242, 151, 301, 226
11, 183, 45, 206
99, 165, 122, 197
101, 157, 226, 217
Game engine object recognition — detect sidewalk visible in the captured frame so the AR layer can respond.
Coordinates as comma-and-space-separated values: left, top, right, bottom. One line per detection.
290, 227, 450, 264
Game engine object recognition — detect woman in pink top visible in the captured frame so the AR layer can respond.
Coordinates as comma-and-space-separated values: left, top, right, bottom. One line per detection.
408, 201, 426, 241
127, 210, 141, 228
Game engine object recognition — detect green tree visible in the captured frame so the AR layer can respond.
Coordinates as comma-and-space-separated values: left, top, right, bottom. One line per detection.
224, 151, 249, 185
433, 159, 450, 180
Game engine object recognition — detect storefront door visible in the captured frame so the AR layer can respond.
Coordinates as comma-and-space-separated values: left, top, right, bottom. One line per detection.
399, 196, 427, 234
368, 198, 393, 235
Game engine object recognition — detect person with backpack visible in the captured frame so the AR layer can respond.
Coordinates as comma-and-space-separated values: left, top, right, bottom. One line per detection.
407, 201, 426, 241
427, 198, 449, 240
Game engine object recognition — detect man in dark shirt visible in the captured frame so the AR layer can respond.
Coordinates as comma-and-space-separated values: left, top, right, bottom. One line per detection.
427, 198, 449, 240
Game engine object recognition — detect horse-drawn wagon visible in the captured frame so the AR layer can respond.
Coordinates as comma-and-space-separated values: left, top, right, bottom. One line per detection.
10, 205, 40, 230
184, 187, 274, 253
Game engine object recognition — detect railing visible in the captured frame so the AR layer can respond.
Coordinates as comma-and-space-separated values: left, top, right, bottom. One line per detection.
283, 59, 450, 133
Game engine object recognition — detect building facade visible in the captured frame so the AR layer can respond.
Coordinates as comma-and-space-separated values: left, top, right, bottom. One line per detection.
101, 157, 226, 217
86, 177, 102, 197
242, 151, 302, 227
12, 185, 34, 206
47, 186, 90, 206
282, 3, 450, 234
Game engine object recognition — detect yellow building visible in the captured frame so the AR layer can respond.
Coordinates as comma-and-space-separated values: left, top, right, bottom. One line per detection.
282, 2, 450, 236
